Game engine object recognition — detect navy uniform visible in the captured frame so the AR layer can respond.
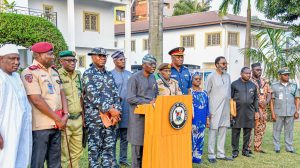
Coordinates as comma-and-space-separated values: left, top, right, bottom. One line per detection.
271, 68, 299, 153
169, 47, 191, 95
82, 48, 121, 168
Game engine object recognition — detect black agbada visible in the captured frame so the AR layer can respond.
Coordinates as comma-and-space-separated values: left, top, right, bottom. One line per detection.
231, 78, 259, 128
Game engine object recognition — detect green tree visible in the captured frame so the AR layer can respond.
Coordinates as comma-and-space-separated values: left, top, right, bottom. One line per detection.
219, 0, 265, 66
173, 0, 211, 16
263, 0, 300, 36
244, 28, 300, 80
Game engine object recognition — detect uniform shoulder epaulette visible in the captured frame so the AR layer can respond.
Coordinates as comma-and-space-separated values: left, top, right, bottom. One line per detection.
171, 78, 179, 83
28, 65, 40, 70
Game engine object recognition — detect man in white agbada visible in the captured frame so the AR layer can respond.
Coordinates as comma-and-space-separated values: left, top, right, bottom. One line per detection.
0, 44, 32, 168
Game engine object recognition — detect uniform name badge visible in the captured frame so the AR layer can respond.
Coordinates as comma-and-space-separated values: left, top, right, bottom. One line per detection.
48, 83, 54, 94
279, 92, 283, 100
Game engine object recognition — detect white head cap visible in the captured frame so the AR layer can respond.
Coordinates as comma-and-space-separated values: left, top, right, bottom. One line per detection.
0, 44, 19, 57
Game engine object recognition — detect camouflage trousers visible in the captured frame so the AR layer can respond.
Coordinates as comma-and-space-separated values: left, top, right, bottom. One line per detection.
87, 115, 118, 168
248, 108, 267, 151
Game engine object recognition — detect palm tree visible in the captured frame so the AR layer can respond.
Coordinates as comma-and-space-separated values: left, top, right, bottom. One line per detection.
219, 0, 265, 66
173, 0, 211, 16
243, 28, 300, 80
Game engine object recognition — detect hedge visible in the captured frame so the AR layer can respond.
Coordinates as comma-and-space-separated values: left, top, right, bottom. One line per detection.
0, 13, 68, 63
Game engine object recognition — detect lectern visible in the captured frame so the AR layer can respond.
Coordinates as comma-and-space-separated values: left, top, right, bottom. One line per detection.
134, 95, 193, 168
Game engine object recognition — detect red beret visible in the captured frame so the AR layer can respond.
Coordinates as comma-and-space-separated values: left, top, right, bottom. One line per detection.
31, 42, 53, 53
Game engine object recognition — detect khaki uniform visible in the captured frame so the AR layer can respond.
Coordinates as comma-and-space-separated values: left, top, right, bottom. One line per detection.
58, 68, 83, 168
157, 78, 182, 96
21, 59, 62, 131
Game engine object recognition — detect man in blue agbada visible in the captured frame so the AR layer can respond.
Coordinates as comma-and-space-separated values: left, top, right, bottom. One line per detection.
110, 51, 132, 167
169, 47, 192, 95
82, 47, 121, 168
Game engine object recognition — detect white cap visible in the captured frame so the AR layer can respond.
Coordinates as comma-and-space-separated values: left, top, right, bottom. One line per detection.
0, 44, 19, 57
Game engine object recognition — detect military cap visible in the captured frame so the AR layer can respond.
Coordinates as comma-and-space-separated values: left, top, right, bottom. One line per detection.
31, 42, 53, 53
251, 62, 261, 69
0, 44, 19, 56
158, 63, 171, 71
142, 54, 157, 64
59, 50, 76, 58
111, 51, 124, 60
87, 47, 108, 56
168, 47, 185, 56
278, 68, 290, 75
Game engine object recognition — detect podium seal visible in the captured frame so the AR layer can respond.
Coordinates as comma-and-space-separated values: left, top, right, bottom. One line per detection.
169, 102, 188, 129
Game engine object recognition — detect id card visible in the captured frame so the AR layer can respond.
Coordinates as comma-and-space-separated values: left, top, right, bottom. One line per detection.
279, 92, 283, 100
48, 83, 54, 94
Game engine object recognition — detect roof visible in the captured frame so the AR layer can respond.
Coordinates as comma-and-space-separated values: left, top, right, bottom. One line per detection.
115, 11, 287, 35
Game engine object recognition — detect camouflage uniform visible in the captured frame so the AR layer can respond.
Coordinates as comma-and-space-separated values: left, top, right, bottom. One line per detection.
82, 63, 121, 168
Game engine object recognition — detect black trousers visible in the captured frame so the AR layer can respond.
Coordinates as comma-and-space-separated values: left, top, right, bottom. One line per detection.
31, 129, 61, 168
232, 128, 252, 155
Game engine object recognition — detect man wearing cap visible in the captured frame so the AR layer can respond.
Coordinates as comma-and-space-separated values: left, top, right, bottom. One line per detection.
110, 51, 132, 167
21, 42, 69, 168
156, 63, 182, 96
127, 54, 158, 168
58, 50, 83, 168
82, 47, 121, 167
0, 44, 32, 168
270, 68, 299, 153
248, 63, 271, 154
169, 47, 191, 95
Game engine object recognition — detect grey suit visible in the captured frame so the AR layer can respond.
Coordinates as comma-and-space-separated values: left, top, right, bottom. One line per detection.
126, 71, 158, 168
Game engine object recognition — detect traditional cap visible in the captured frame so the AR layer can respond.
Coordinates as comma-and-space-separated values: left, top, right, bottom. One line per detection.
88, 47, 108, 56
0, 44, 19, 56
158, 63, 171, 71
31, 42, 53, 53
142, 54, 157, 64
168, 47, 185, 56
59, 50, 76, 58
251, 62, 261, 69
192, 72, 202, 79
278, 68, 290, 75
111, 51, 124, 60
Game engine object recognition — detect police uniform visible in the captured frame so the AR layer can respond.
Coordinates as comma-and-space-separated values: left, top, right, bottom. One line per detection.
82, 48, 121, 168
169, 47, 191, 95
58, 51, 83, 168
156, 63, 182, 96
271, 68, 299, 152
21, 42, 63, 168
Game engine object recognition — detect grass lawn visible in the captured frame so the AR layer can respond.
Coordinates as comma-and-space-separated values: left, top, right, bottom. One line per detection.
79, 122, 300, 168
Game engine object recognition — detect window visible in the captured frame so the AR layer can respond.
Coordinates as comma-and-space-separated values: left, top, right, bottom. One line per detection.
251, 35, 259, 48
116, 10, 125, 22
78, 55, 86, 68
84, 12, 99, 32
143, 39, 149, 51
206, 32, 221, 46
180, 35, 195, 48
228, 32, 239, 46
131, 40, 136, 52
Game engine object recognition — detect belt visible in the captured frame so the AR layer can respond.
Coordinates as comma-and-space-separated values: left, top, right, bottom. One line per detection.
69, 113, 82, 120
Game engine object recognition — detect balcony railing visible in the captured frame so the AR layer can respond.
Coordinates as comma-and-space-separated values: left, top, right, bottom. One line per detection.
0, 4, 57, 26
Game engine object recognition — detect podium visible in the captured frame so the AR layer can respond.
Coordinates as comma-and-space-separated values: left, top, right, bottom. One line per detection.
134, 95, 193, 168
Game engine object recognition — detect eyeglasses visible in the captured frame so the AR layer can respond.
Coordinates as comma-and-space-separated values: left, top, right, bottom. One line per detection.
63, 58, 78, 63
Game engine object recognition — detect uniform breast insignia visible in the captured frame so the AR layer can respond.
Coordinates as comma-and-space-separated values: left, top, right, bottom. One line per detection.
28, 65, 40, 70
169, 102, 188, 130
24, 74, 33, 83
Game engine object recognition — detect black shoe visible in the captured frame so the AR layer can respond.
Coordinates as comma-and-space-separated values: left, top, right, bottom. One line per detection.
248, 150, 253, 154
217, 157, 233, 161
120, 162, 131, 167
287, 150, 295, 154
275, 150, 280, 153
242, 153, 252, 157
208, 158, 217, 163
232, 154, 238, 159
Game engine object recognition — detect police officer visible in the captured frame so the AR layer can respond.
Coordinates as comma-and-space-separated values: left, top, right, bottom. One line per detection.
21, 42, 69, 168
156, 63, 182, 96
58, 50, 83, 168
169, 47, 191, 95
82, 47, 121, 168
270, 68, 299, 153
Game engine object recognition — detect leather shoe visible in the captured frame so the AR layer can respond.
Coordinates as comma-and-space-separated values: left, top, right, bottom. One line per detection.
208, 158, 217, 163
232, 154, 238, 159
217, 157, 233, 161
287, 150, 295, 154
242, 153, 252, 157
248, 150, 253, 154
275, 150, 280, 153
